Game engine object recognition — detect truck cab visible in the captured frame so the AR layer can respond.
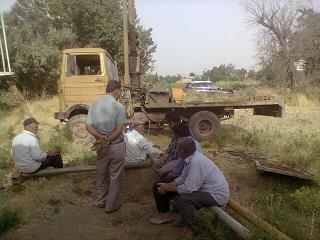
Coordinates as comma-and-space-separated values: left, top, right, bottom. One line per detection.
54, 48, 119, 141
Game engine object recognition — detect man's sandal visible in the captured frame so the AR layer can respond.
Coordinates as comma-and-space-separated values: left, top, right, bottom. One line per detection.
150, 215, 174, 225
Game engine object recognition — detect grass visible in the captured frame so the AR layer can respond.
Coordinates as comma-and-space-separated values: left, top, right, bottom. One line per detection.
0, 207, 20, 235
0, 85, 319, 238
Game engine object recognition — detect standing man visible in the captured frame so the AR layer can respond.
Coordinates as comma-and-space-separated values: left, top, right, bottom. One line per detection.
151, 137, 230, 239
12, 118, 63, 173
124, 120, 163, 163
86, 80, 126, 213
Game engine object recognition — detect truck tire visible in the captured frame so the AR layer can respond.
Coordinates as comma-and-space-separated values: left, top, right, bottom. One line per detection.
188, 111, 220, 142
67, 114, 94, 142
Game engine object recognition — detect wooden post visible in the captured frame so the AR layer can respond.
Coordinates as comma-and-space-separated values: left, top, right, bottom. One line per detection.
227, 198, 292, 240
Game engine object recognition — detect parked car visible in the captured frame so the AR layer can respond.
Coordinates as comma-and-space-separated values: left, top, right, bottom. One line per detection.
183, 81, 235, 94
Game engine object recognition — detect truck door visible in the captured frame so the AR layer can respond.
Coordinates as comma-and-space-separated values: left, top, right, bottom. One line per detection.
63, 53, 107, 106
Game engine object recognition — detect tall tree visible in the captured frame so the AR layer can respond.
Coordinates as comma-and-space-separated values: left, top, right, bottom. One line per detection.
240, 0, 311, 88
5, 0, 156, 99
293, 9, 320, 82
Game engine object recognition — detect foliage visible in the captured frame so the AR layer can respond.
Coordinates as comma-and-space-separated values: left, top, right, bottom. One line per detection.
5, 0, 156, 99
290, 186, 320, 238
137, 22, 157, 74
293, 9, 320, 82
241, 0, 320, 89
0, 207, 20, 235
202, 63, 248, 83
45, 125, 73, 154
193, 210, 241, 239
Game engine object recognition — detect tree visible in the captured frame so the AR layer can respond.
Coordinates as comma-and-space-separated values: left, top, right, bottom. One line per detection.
137, 23, 157, 74
240, 0, 311, 89
5, 0, 156, 99
189, 72, 196, 77
5, 0, 77, 98
293, 9, 320, 82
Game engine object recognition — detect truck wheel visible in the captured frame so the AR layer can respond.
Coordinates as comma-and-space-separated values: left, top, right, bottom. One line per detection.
67, 114, 94, 142
188, 111, 220, 142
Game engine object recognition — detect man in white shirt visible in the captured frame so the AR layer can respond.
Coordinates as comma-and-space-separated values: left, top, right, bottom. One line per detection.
11, 118, 63, 173
124, 120, 163, 163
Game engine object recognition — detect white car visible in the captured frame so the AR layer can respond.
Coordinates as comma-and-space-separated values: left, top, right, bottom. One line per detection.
183, 81, 235, 94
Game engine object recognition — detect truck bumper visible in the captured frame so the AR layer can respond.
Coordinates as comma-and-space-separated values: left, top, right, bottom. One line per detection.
54, 112, 66, 120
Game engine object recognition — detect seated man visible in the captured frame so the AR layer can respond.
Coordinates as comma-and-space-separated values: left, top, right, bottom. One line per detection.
124, 120, 163, 163
160, 122, 202, 179
11, 118, 63, 173
150, 137, 230, 238
153, 110, 193, 178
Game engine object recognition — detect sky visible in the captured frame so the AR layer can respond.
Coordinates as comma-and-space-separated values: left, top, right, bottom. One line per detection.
2, 0, 320, 76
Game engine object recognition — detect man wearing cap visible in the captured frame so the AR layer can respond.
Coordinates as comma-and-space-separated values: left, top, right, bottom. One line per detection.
124, 120, 163, 163
11, 118, 63, 173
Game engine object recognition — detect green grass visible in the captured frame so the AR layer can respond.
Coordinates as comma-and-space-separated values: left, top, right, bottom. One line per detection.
193, 210, 241, 240
0, 207, 20, 235
214, 124, 320, 177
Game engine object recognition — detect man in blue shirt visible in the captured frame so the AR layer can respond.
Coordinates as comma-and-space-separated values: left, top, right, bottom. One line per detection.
153, 110, 193, 178
161, 122, 202, 179
86, 80, 126, 213
151, 137, 230, 238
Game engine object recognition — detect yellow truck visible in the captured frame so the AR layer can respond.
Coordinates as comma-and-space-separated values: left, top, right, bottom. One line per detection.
54, 0, 284, 142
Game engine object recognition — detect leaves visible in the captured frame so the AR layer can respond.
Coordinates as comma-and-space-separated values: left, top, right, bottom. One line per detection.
5, 0, 156, 99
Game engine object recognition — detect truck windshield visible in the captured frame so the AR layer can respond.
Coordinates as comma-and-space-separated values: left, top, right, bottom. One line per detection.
66, 54, 101, 76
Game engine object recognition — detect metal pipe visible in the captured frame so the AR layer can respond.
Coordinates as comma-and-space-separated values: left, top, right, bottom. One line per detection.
209, 206, 249, 239
21, 162, 151, 178
227, 198, 292, 240
0, 1, 11, 72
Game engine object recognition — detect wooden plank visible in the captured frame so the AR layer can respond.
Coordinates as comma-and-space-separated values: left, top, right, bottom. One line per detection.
254, 160, 317, 181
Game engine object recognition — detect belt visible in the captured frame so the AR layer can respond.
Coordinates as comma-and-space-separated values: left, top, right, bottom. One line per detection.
110, 139, 124, 145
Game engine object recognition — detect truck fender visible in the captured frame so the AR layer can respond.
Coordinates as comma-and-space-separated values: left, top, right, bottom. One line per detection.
65, 104, 90, 119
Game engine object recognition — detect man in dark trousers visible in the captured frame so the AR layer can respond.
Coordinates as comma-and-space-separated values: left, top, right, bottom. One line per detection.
12, 118, 63, 173
86, 80, 126, 213
151, 137, 230, 239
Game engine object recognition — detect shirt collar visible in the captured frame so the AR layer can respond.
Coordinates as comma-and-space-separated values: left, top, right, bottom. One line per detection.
184, 150, 198, 164
103, 94, 115, 100
22, 130, 35, 137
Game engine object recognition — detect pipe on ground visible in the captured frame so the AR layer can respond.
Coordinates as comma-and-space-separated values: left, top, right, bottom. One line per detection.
209, 206, 249, 239
21, 162, 151, 178
227, 198, 292, 240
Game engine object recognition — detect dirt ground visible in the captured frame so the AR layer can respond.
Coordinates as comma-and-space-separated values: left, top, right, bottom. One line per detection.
2, 107, 320, 240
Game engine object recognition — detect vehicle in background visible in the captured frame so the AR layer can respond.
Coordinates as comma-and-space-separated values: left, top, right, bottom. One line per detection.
183, 80, 235, 94
54, 0, 284, 143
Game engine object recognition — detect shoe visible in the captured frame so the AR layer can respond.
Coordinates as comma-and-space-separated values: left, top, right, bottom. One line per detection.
105, 203, 121, 213
172, 220, 182, 227
150, 215, 174, 225
97, 204, 106, 208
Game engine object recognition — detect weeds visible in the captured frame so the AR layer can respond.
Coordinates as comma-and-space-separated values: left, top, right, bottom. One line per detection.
290, 186, 320, 239
0, 207, 20, 235
193, 210, 241, 240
